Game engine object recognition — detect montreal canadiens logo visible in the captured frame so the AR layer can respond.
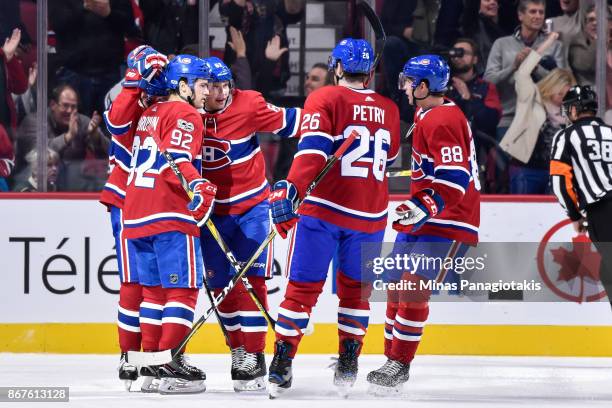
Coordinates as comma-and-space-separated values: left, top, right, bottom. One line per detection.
537, 219, 605, 302
411, 148, 426, 180
202, 138, 232, 170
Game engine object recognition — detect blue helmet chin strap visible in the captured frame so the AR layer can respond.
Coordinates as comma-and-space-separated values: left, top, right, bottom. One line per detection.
412, 80, 430, 102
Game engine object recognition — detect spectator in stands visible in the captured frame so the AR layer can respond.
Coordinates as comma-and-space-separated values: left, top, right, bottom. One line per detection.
304, 62, 329, 96
1, 28, 27, 139
226, 26, 253, 89
568, 5, 596, 86
140, 0, 199, 56
447, 38, 502, 192
462, 0, 508, 74
272, 62, 330, 181
16, 84, 110, 191
381, 0, 419, 108
0, 124, 15, 191
500, 32, 575, 194
13, 62, 37, 125
220, 0, 305, 99
49, 0, 135, 117
551, 0, 592, 56
381, 0, 441, 119
435, 0, 464, 47
13, 148, 61, 192
1, 28, 27, 189
484, 0, 565, 141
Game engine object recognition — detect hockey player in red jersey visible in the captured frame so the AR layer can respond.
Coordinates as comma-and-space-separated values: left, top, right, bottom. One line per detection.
122, 55, 216, 394
366, 55, 480, 395
100, 45, 168, 391
267, 38, 401, 398
199, 57, 301, 392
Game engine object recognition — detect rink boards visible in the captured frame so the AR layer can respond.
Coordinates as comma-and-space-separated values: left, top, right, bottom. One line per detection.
1, 193, 612, 355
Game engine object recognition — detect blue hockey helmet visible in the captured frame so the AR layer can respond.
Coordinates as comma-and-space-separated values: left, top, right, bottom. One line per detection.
205, 57, 233, 83
164, 54, 211, 91
327, 38, 374, 74
399, 55, 450, 93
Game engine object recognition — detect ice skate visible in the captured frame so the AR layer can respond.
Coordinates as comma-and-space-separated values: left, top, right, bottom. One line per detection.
118, 352, 138, 391
332, 339, 360, 398
158, 353, 206, 394
231, 346, 245, 380
139, 365, 160, 393
234, 351, 267, 392
366, 359, 410, 396
268, 340, 293, 399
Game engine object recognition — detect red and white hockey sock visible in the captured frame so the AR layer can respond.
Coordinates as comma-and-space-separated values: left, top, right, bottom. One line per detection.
139, 285, 165, 352
336, 271, 371, 354
275, 280, 325, 357
159, 288, 198, 351
117, 282, 143, 352
241, 276, 269, 353
384, 301, 399, 359
390, 304, 429, 364
213, 283, 244, 350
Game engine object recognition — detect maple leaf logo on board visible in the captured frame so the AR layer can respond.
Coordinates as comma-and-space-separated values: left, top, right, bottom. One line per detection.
537, 220, 606, 303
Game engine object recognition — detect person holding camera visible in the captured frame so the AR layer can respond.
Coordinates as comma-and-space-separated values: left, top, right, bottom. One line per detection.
447, 38, 502, 192
550, 85, 612, 311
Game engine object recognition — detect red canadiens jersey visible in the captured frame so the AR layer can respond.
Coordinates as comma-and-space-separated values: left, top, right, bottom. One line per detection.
410, 99, 480, 243
200, 89, 300, 215
123, 101, 204, 239
288, 86, 401, 233
100, 87, 145, 210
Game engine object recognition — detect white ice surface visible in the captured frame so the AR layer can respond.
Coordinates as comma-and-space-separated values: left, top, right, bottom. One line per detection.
1, 354, 612, 408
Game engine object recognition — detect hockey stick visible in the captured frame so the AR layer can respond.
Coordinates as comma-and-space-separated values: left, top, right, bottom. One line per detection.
128, 129, 360, 366
356, 0, 386, 70
144, 129, 277, 330
204, 219, 277, 330
386, 169, 412, 178
142, 129, 237, 349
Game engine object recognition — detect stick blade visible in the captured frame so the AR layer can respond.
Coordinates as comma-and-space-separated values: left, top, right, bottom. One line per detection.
127, 349, 173, 366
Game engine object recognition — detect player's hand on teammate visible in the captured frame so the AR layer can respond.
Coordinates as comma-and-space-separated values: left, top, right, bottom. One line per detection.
393, 189, 444, 233
269, 180, 299, 238
188, 179, 218, 227
123, 45, 168, 89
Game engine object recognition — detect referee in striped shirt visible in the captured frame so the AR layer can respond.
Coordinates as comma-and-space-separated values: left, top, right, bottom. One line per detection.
550, 85, 612, 309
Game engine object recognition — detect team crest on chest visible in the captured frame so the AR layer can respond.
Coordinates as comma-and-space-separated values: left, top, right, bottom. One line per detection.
202, 138, 232, 170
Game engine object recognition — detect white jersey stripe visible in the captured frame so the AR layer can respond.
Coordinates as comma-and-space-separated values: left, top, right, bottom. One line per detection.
305, 195, 388, 219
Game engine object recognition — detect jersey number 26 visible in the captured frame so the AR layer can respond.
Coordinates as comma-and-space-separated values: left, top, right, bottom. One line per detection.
340, 125, 391, 182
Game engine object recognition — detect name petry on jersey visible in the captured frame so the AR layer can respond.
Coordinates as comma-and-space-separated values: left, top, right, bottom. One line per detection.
100, 87, 146, 210
410, 99, 480, 243
200, 89, 300, 215
122, 101, 204, 239
288, 86, 401, 233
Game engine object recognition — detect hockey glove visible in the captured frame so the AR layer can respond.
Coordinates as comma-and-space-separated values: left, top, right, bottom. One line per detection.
269, 180, 300, 239
187, 179, 217, 227
393, 189, 445, 233
123, 45, 168, 89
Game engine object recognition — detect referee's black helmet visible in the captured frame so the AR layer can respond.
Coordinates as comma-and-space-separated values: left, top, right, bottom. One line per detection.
562, 85, 598, 117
